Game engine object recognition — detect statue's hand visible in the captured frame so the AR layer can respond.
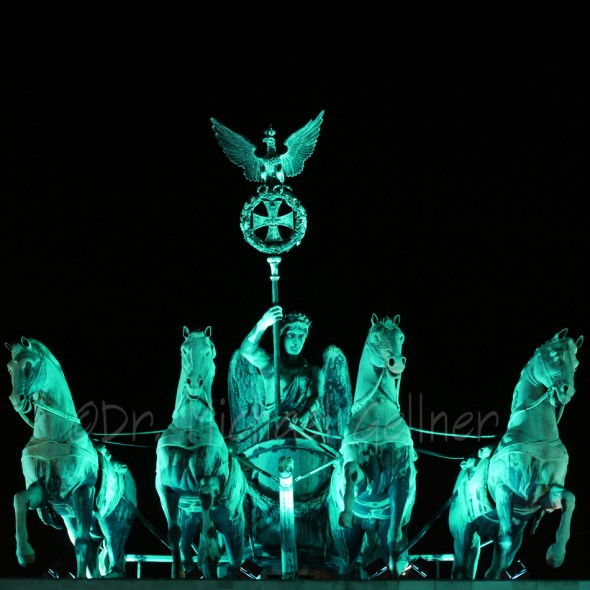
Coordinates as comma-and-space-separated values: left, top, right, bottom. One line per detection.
292, 408, 311, 428
260, 305, 283, 329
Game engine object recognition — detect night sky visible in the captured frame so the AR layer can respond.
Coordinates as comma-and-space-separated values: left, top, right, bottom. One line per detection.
3, 12, 588, 580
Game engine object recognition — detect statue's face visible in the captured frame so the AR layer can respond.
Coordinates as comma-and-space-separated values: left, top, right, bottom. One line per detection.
282, 325, 308, 356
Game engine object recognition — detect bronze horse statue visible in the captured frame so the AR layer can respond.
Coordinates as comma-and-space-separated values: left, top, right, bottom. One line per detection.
156, 326, 247, 579
328, 314, 417, 579
7, 337, 136, 578
449, 328, 583, 579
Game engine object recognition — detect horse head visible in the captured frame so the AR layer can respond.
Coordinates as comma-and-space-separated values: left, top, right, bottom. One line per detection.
365, 313, 406, 375
530, 329, 583, 407
180, 326, 216, 404
6, 337, 47, 414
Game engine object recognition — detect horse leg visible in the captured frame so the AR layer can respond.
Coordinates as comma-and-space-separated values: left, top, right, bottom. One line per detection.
340, 522, 364, 579
60, 515, 100, 578
339, 461, 363, 528
156, 482, 183, 578
506, 520, 526, 568
485, 484, 514, 580
451, 520, 479, 580
70, 483, 96, 578
197, 476, 221, 579
97, 501, 136, 577
13, 482, 46, 568
177, 508, 200, 577
213, 504, 244, 578
94, 467, 136, 578
541, 485, 575, 568
385, 477, 412, 577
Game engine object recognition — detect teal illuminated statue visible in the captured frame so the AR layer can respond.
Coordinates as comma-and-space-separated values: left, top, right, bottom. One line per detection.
211, 111, 323, 255
155, 326, 247, 579
229, 305, 351, 448
7, 337, 137, 578
448, 329, 583, 580
328, 314, 418, 579
213, 112, 353, 578
228, 305, 352, 576
211, 110, 324, 190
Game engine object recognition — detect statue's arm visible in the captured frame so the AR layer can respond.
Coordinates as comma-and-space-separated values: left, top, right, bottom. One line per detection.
240, 307, 280, 371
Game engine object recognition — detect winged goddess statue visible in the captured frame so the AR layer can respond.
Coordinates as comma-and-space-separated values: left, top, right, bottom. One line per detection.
211, 110, 325, 189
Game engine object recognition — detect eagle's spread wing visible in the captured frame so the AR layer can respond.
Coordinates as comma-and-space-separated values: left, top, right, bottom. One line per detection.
211, 110, 325, 183
210, 118, 264, 182
317, 344, 352, 452
280, 110, 325, 178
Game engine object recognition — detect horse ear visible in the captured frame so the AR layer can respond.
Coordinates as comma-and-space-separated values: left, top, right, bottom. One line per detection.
371, 313, 378, 326
4, 342, 12, 352
205, 326, 212, 338
555, 328, 568, 341
21, 337, 31, 348
575, 335, 584, 350
183, 326, 190, 339
393, 314, 401, 326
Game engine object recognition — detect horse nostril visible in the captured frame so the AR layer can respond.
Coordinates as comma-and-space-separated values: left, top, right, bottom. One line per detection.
187, 378, 192, 386
198, 379, 204, 388
387, 358, 395, 368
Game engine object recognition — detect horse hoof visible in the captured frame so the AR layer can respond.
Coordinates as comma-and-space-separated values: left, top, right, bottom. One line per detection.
546, 544, 565, 568
452, 566, 471, 580
101, 570, 125, 579
17, 551, 35, 568
339, 511, 353, 527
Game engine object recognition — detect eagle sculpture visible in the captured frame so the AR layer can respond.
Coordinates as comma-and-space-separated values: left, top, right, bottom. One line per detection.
210, 110, 325, 188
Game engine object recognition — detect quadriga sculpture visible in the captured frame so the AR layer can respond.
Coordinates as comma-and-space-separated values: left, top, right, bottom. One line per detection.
449, 328, 583, 579
7, 337, 136, 578
328, 314, 417, 579
155, 326, 247, 579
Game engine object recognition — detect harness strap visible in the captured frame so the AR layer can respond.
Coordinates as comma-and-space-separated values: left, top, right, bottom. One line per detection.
17, 409, 34, 428
33, 395, 82, 424
351, 368, 391, 414
184, 383, 215, 414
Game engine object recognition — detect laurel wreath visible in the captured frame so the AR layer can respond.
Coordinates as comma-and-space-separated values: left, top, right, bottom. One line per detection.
240, 187, 307, 254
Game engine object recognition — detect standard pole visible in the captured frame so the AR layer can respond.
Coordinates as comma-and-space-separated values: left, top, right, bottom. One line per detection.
268, 256, 282, 411
278, 456, 297, 580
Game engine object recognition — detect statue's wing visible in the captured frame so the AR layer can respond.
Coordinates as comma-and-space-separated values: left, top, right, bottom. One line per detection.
318, 344, 352, 451
280, 110, 325, 178
211, 118, 263, 182
227, 349, 268, 453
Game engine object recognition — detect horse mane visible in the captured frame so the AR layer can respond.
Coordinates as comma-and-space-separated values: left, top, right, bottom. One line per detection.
375, 314, 400, 330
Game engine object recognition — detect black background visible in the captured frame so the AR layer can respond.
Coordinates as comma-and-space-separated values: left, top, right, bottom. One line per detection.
2, 9, 588, 580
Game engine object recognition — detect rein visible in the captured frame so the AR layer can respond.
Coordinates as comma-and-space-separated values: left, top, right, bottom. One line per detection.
17, 391, 83, 429
182, 334, 215, 414
183, 381, 215, 414
351, 367, 400, 414
33, 396, 82, 424
509, 344, 568, 422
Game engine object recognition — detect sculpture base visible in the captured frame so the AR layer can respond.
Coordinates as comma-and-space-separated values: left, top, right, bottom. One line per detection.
0, 578, 588, 590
